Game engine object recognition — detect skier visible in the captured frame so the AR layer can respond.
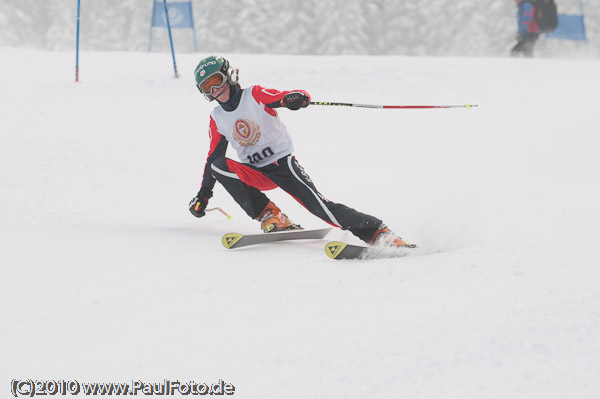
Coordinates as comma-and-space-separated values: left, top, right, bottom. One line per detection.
188, 55, 414, 248
511, 0, 540, 57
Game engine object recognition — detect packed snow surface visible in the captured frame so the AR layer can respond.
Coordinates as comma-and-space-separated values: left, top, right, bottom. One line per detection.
1, 49, 600, 398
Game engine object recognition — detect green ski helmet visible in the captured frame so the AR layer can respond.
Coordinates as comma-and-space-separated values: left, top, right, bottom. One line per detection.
194, 55, 239, 101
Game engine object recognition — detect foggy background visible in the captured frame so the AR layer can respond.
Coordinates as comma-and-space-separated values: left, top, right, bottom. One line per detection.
0, 0, 597, 57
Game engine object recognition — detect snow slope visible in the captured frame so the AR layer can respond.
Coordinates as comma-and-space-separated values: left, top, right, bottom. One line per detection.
1, 49, 600, 398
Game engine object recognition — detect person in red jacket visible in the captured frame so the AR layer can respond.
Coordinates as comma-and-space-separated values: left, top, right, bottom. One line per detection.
511, 0, 540, 57
188, 55, 414, 248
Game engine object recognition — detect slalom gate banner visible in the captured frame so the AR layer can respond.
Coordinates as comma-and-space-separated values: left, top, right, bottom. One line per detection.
546, 14, 587, 41
151, 1, 194, 28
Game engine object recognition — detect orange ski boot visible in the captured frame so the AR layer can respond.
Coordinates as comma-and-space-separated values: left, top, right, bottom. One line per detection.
369, 225, 416, 248
258, 201, 302, 233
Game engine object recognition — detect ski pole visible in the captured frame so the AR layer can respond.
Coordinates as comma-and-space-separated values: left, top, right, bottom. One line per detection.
310, 101, 477, 109
206, 207, 234, 221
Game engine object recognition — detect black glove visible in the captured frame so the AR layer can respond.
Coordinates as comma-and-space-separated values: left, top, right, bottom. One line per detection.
267, 91, 310, 110
189, 188, 213, 218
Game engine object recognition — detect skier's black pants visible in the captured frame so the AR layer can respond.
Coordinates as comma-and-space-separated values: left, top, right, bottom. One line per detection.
511, 32, 539, 57
210, 155, 382, 243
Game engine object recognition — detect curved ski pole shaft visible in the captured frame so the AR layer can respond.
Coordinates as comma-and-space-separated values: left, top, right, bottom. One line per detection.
310, 101, 477, 109
206, 207, 234, 221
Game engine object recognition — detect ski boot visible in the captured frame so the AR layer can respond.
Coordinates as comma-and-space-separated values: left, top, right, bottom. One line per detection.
370, 224, 417, 248
259, 201, 302, 233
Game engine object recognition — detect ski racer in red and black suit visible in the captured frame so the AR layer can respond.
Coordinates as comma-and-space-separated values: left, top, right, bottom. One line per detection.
189, 55, 414, 248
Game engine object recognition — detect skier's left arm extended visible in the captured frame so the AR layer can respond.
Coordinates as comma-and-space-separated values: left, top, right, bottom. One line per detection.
189, 116, 228, 218
252, 85, 311, 111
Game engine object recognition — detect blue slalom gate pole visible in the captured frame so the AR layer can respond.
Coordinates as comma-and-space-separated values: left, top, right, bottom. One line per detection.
148, 0, 156, 52
190, 0, 198, 52
579, 0, 588, 44
162, 0, 179, 78
75, 0, 81, 82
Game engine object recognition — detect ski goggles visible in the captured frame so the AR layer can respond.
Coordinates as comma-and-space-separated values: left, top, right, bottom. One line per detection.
197, 71, 227, 96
